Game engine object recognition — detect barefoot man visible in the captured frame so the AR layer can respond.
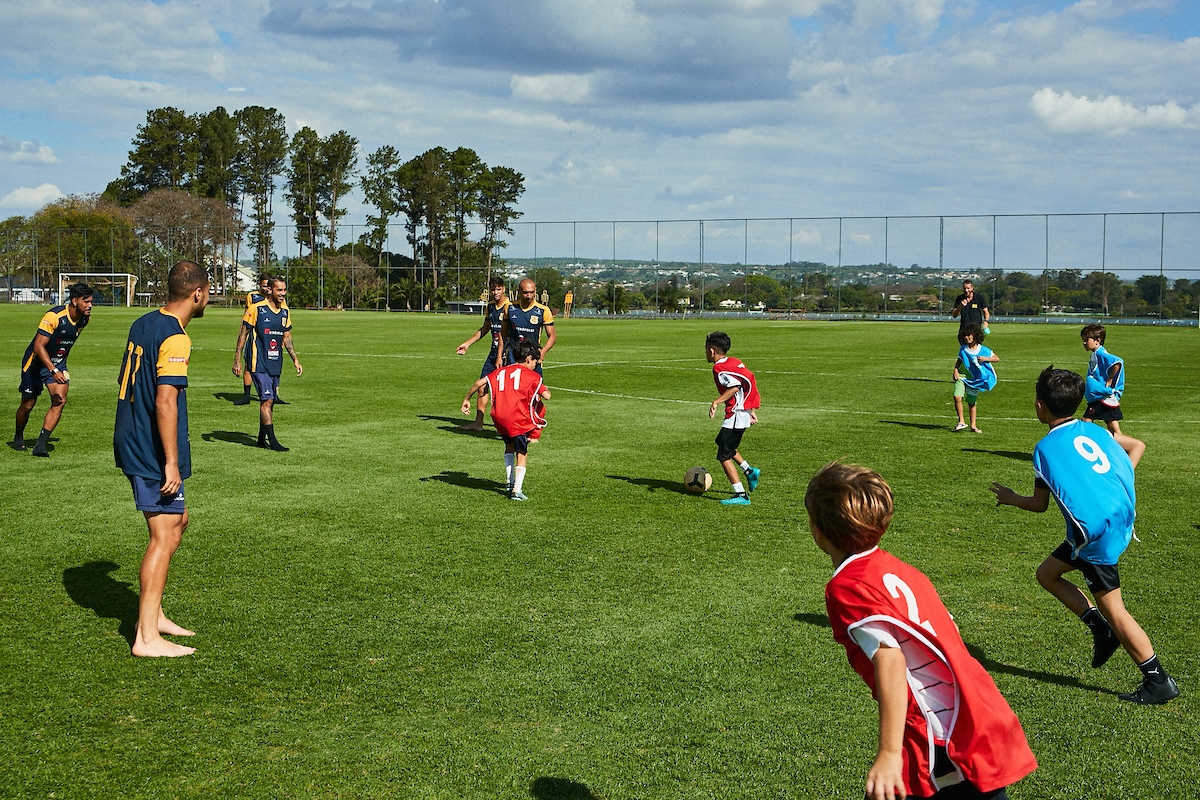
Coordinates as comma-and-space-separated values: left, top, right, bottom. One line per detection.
456, 275, 510, 431
114, 260, 209, 657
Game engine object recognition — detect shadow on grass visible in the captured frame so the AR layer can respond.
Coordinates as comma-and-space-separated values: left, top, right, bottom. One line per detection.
792, 612, 831, 628
530, 777, 599, 799
417, 414, 500, 439
883, 376, 944, 383
606, 475, 695, 497
212, 391, 251, 404
62, 561, 137, 647
879, 420, 947, 431
10, 437, 60, 452
961, 448, 1032, 462
965, 642, 1111, 695
201, 430, 259, 447
421, 470, 508, 496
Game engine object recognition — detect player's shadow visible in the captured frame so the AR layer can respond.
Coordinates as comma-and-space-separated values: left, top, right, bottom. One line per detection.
606, 475, 694, 496
421, 471, 508, 496
62, 560, 138, 647
791, 612, 831, 628
9, 437, 59, 452
965, 643, 1110, 695
417, 414, 500, 439
530, 777, 599, 799
212, 391, 249, 404
201, 430, 260, 447
879, 420, 947, 431
960, 448, 1032, 462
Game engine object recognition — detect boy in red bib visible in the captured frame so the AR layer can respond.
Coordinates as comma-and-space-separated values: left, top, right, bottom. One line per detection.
462, 340, 550, 501
806, 462, 1037, 799
705, 331, 761, 506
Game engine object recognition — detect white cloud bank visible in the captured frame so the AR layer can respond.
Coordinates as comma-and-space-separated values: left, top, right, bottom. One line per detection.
1031, 87, 1195, 134
1, 183, 66, 209
0, 136, 59, 164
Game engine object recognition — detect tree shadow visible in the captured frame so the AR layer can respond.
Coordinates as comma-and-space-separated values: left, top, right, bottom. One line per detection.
961, 448, 1032, 462
420, 471, 508, 495
879, 420, 947, 431
606, 475, 696, 497
530, 777, 599, 800
965, 642, 1110, 695
792, 612, 831, 628
62, 560, 137, 647
417, 414, 500, 439
201, 430, 259, 447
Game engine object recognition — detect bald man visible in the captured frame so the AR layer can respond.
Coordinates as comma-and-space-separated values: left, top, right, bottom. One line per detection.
502, 279, 556, 376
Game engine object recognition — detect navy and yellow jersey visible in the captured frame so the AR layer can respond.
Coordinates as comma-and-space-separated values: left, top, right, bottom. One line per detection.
245, 290, 267, 309
243, 300, 292, 377
22, 305, 88, 373
114, 310, 192, 481
505, 302, 554, 357
486, 299, 511, 361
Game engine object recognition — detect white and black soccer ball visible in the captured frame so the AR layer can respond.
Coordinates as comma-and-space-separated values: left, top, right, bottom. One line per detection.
684, 465, 712, 494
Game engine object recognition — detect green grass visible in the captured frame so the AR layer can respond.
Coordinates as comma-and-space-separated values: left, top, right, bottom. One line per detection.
0, 306, 1195, 799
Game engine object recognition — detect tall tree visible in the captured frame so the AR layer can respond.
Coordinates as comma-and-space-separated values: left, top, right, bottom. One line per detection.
192, 107, 240, 204
286, 126, 322, 257
446, 147, 484, 270
234, 106, 288, 269
360, 145, 402, 266
110, 107, 197, 202
476, 165, 525, 280
415, 147, 451, 286
318, 131, 358, 248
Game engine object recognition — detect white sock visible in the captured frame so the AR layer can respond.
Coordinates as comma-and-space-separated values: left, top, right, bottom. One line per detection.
731, 481, 745, 495
513, 466, 527, 493
740, 461, 753, 474
504, 453, 515, 484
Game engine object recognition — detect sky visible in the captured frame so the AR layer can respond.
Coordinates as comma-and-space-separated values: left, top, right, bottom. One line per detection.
2, 0, 1198, 268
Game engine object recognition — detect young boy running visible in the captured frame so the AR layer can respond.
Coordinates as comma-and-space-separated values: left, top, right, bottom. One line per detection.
808, 461, 1037, 800
989, 366, 1178, 704
461, 340, 550, 501
1080, 324, 1145, 468
952, 323, 998, 433
706, 331, 761, 506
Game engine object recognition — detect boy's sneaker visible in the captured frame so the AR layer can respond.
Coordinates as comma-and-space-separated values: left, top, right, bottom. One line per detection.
510, 490, 529, 501
505, 483, 514, 497
745, 467, 761, 492
952, 423, 968, 432
1092, 627, 1120, 668
721, 493, 751, 506
1118, 677, 1179, 705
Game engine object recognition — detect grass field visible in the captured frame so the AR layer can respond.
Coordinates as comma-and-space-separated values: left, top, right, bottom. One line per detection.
0, 305, 1195, 799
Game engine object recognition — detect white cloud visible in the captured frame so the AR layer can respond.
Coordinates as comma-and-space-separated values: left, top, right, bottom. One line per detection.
0, 183, 65, 209
510, 74, 593, 104
1031, 87, 1194, 133
0, 136, 59, 164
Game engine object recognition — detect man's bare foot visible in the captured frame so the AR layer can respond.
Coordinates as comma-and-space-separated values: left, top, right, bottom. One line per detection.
459, 421, 484, 431
132, 637, 195, 657
159, 616, 195, 637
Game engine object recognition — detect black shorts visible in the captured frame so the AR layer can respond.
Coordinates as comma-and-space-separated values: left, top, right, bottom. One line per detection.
1083, 402, 1123, 423
502, 432, 530, 455
1050, 541, 1121, 593
715, 426, 747, 462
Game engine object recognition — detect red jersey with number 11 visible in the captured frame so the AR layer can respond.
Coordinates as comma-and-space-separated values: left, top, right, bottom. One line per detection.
825, 547, 1036, 796
487, 364, 547, 437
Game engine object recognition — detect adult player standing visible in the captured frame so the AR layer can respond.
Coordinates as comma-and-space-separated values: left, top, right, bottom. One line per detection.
233, 277, 302, 451
456, 276, 510, 431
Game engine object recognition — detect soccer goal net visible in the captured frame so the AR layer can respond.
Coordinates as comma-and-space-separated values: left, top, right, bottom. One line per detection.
59, 272, 139, 307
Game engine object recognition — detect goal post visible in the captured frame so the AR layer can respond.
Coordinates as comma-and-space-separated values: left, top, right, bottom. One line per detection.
58, 272, 139, 307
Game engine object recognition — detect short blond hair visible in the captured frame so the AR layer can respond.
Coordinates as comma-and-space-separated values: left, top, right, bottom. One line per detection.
804, 462, 894, 553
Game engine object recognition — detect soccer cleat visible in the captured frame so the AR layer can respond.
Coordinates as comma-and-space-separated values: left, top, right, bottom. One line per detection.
721, 493, 751, 506
31, 446, 49, 457
510, 490, 529, 501
745, 467, 761, 492
952, 422, 968, 432
1118, 676, 1179, 705
1092, 627, 1121, 668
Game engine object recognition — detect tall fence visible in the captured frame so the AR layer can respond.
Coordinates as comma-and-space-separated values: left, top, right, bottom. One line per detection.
3, 212, 1198, 319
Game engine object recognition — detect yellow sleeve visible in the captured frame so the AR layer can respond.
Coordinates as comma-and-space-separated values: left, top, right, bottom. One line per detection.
242, 304, 257, 327
157, 333, 192, 380
541, 304, 555, 324
245, 292, 256, 309
38, 311, 58, 335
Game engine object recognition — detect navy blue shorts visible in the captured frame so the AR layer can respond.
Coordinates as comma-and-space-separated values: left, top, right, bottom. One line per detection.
502, 432, 531, 455
128, 474, 186, 514
480, 356, 500, 379
19, 363, 65, 397
252, 372, 280, 400
1084, 402, 1123, 423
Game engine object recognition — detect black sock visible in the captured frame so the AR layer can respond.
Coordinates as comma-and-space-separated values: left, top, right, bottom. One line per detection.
265, 424, 288, 452
32, 428, 51, 454
1137, 654, 1168, 684
257, 423, 267, 447
242, 384, 251, 398
1081, 608, 1111, 635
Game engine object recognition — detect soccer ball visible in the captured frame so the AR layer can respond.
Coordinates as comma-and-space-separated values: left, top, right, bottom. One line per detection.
684, 466, 712, 494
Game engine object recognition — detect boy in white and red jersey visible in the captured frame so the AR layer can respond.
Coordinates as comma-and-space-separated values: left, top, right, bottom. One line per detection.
461, 340, 550, 501
806, 462, 1037, 800
705, 331, 761, 505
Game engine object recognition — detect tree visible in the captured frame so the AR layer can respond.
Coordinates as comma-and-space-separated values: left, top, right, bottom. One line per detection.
527, 267, 564, 307
477, 165, 525, 281
235, 106, 288, 269
319, 131, 358, 248
446, 147, 484, 271
359, 145, 402, 265
128, 189, 242, 295
25, 195, 138, 292
192, 107, 240, 204
108, 107, 197, 203
286, 127, 322, 256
